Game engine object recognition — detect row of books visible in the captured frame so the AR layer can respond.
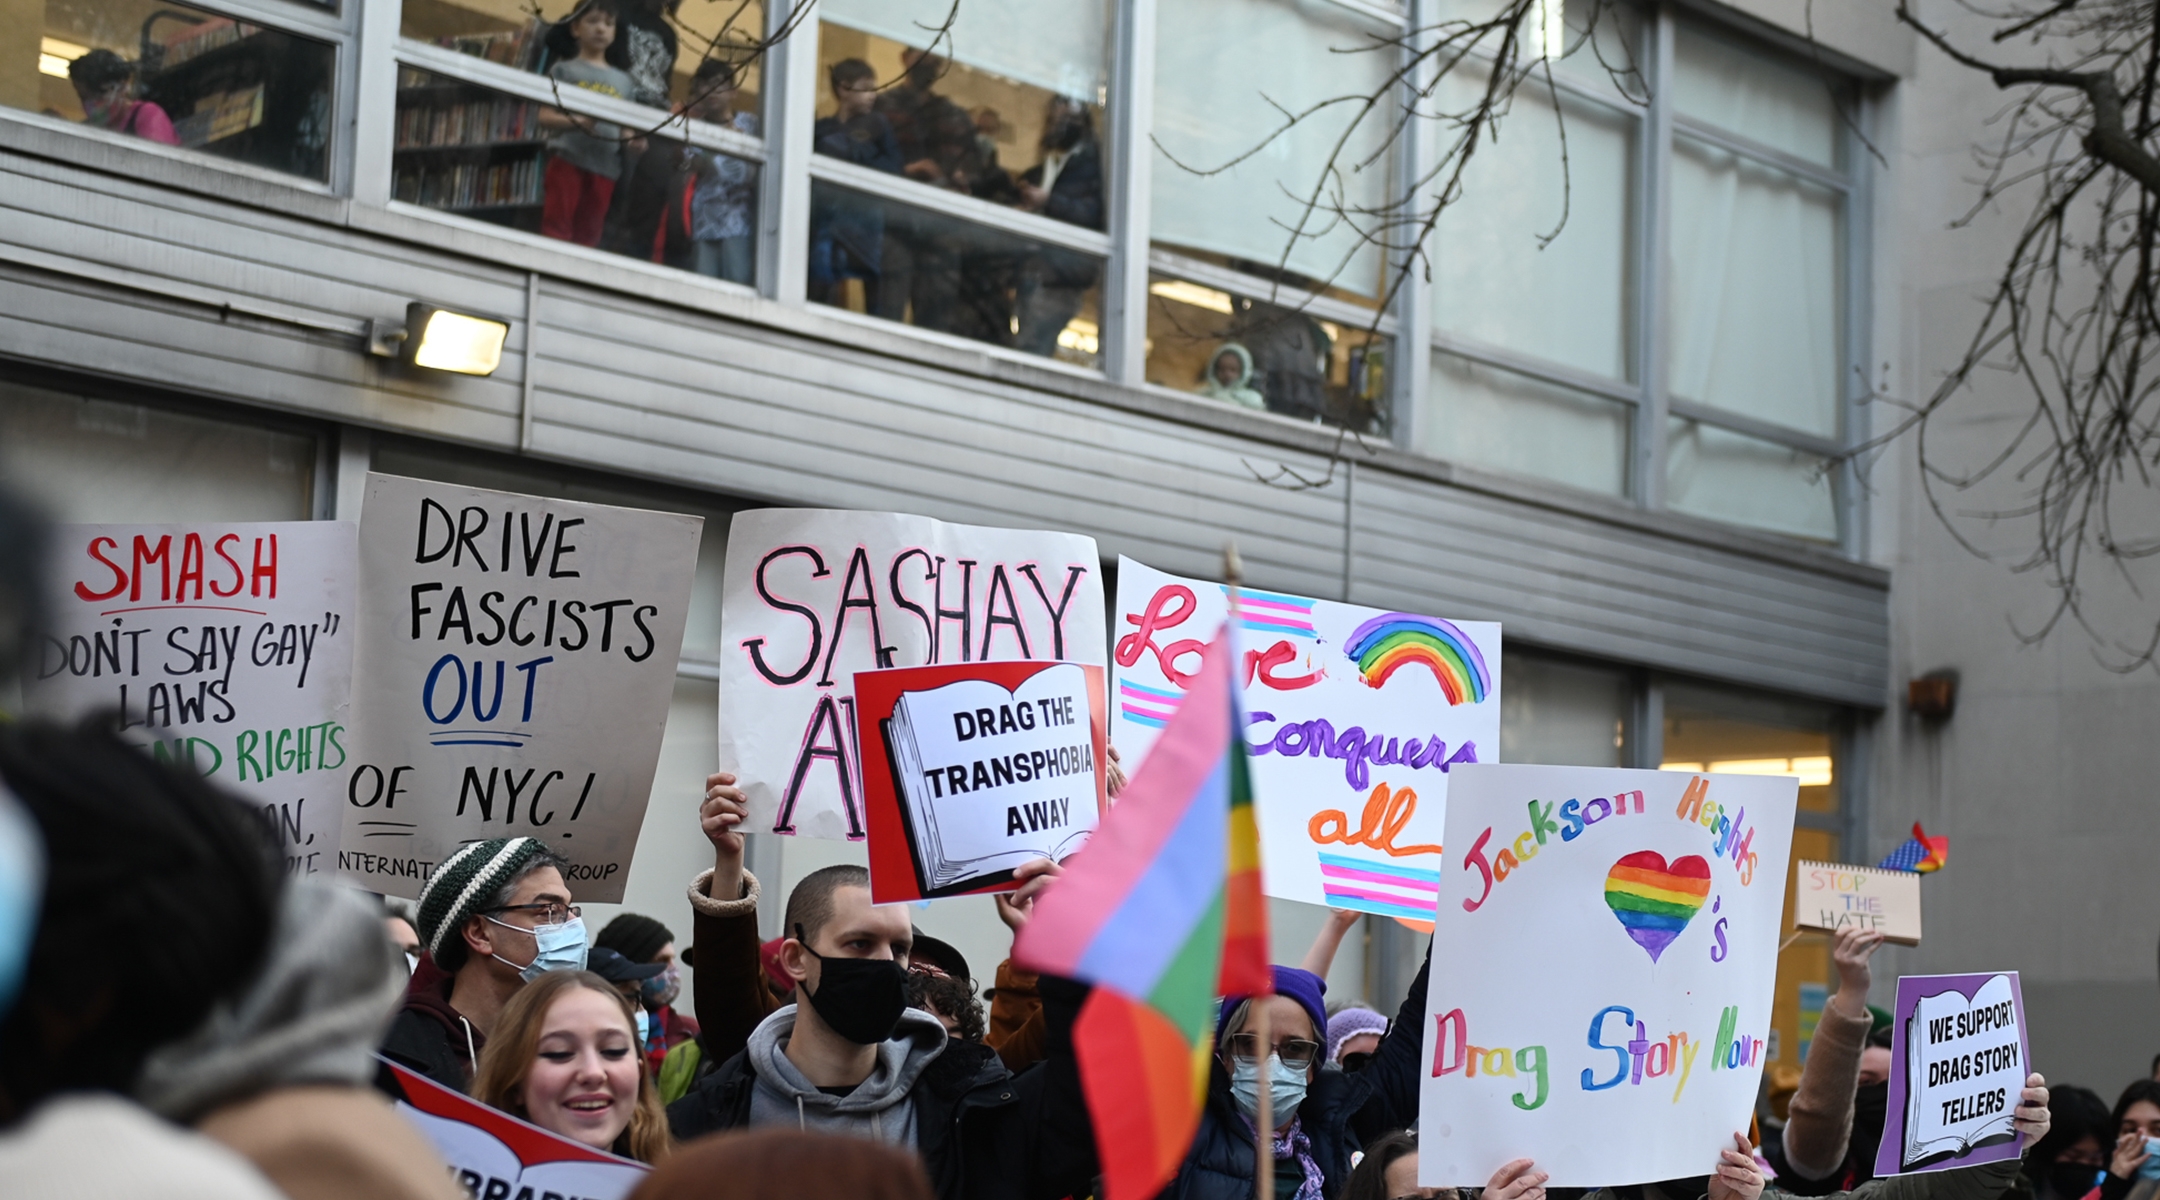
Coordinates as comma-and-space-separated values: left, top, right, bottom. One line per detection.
433, 24, 546, 70
393, 158, 544, 210
394, 99, 540, 149
156, 18, 259, 70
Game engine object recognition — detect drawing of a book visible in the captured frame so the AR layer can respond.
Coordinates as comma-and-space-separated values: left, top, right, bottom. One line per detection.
1901, 976, 2021, 1170
880, 664, 1097, 897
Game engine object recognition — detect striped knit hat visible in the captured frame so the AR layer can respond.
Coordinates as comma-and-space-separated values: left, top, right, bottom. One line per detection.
415, 837, 549, 959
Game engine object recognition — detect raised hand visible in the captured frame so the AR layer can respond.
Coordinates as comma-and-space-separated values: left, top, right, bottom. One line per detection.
700, 771, 749, 899
1829, 927, 1885, 1017
1484, 1158, 1547, 1200
1707, 1133, 1765, 1200
995, 856, 1065, 934
2016, 1073, 2053, 1146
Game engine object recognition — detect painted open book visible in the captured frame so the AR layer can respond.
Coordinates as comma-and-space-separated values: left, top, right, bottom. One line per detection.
1901, 974, 2023, 1169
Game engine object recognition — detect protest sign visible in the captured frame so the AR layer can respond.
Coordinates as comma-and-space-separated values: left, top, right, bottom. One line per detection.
27, 521, 355, 875
338, 474, 700, 903
1110, 557, 1500, 918
380, 1058, 648, 1200
1418, 763, 1797, 1186
855, 660, 1107, 902
719, 509, 1104, 841
1874, 973, 2031, 1176
1794, 861, 1923, 945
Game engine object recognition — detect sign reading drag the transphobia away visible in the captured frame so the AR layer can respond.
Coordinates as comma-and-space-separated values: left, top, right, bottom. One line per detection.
1110, 556, 1500, 919
719, 509, 1105, 842
28, 521, 356, 876
338, 474, 700, 903
1419, 763, 1797, 1187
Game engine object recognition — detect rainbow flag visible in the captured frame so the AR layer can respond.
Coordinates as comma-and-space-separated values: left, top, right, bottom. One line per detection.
1877, 822, 1948, 873
1016, 627, 1269, 1200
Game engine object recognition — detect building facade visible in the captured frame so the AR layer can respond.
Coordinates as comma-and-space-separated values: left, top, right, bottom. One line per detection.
2, 0, 2149, 1094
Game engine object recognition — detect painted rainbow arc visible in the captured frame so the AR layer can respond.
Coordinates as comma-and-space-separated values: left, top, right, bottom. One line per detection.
1341, 614, 1491, 703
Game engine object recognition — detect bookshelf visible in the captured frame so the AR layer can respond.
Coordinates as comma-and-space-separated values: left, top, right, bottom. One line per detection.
392, 66, 547, 231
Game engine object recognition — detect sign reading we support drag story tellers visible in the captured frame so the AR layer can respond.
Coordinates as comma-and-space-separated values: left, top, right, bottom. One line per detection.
855, 660, 1108, 902
719, 509, 1104, 842
28, 521, 356, 875
382, 1058, 647, 1200
1874, 972, 2032, 1177
1419, 764, 1797, 1187
338, 474, 700, 903
1110, 556, 1500, 918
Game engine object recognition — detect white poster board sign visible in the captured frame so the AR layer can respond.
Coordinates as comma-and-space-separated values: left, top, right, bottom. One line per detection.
1419, 764, 1797, 1186
27, 521, 356, 875
719, 509, 1104, 841
338, 474, 700, 902
1110, 557, 1500, 917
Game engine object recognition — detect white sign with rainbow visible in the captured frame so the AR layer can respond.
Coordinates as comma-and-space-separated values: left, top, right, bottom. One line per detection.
1109, 557, 1502, 917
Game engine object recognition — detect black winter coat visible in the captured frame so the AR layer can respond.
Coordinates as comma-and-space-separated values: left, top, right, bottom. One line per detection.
666, 976, 1096, 1200
1165, 944, 1432, 1200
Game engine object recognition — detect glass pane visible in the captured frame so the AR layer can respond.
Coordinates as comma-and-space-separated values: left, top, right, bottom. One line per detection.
1434, 72, 1634, 381
400, 0, 767, 115
394, 67, 758, 281
1145, 275, 1387, 430
814, 22, 1108, 221
1153, 0, 1394, 299
820, 0, 1106, 103
1670, 137, 1841, 439
0, 381, 314, 521
1500, 649, 1629, 767
1671, 22, 1838, 168
809, 180, 1104, 365
1665, 418, 1837, 542
21, 1, 336, 179
1661, 681, 1840, 1072
1424, 352, 1630, 496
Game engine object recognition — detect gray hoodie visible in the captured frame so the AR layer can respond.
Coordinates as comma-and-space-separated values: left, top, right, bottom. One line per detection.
744, 1003, 949, 1147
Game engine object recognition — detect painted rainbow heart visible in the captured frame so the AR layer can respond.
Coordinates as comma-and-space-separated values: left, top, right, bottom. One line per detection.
1604, 851, 1712, 962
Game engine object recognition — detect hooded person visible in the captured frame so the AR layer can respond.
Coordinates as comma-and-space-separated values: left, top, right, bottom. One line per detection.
597, 912, 701, 1075
380, 836, 584, 1091
137, 877, 464, 1200
1199, 342, 1267, 411
666, 771, 1097, 1200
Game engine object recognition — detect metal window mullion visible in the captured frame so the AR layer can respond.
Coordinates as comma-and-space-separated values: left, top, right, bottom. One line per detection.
350, 0, 401, 204
1431, 330, 1641, 408
1838, 90, 1877, 559
1633, 3, 1675, 509
758, 0, 818, 303
1101, 0, 1156, 388
161, 0, 351, 40
1147, 248, 1397, 334
1671, 114, 1851, 193
393, 41, 765, 160
1391, 0, 1440, 450
1666, 400, 1842, 459
807, 157, 1112, 257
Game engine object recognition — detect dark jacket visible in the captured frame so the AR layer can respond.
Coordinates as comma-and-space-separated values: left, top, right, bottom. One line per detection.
378, 965, 482, 1094
666, 869, 1095, 1200
1020, 141, 1104, 232
1166, 943, 1430, 1200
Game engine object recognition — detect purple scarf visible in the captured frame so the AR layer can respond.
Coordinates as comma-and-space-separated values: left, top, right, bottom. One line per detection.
1241, 1113, 1325, 1200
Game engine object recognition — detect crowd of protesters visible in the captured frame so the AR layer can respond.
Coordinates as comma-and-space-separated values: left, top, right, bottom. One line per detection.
0, 482, 2124, 1200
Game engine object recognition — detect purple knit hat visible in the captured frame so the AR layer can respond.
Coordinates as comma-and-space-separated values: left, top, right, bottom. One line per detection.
1218, 965, 1330, 1045
1326, 1005, 1389, 1062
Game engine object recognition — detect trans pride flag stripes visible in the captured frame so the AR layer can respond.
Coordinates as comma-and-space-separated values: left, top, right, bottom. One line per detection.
1016, 628, 1269, 1200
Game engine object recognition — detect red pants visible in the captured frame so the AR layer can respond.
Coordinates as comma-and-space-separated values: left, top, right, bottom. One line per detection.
542, 156, 615, 246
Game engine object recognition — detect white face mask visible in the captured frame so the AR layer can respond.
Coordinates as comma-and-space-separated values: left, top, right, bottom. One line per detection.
487, 914, 588, 982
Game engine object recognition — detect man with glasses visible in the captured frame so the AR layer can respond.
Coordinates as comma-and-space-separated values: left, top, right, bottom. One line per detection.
380, 836, 584, 1091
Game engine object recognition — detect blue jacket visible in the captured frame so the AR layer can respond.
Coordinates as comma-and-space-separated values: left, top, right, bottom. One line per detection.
1166, 943, 1431, 1200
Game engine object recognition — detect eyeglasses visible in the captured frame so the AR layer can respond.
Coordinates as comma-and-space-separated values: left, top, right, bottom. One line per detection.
487, 902, 580, 924
1226, 1033, 1322, 1070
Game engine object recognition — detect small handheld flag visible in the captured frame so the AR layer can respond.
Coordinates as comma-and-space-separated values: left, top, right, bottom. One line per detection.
1877, 822, 1948, 874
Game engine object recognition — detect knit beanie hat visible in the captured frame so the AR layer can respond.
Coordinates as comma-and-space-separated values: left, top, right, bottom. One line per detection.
1219, 966, 1330, 1047
596, 913, 674, 965
1326, 1005, 1389, 1063
415, 837, 548, 959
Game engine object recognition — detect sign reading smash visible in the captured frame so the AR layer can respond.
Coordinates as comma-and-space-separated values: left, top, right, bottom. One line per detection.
1419, 764, 1797, 1187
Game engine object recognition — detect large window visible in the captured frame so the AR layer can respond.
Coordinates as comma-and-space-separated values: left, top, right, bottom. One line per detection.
14, 0, 338, 180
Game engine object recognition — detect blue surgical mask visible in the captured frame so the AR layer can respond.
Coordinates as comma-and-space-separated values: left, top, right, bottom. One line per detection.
1230, 1054, 1309, 1128
487, 914, 588, 982
634, 1007, 653, 1048
0, 786, 44, 1018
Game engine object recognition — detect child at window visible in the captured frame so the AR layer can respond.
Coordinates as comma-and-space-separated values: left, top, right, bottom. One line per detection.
539, 0, 640, 246
684, 59, 759, 284
808, 59, 902, 306
67, 50, 178, 146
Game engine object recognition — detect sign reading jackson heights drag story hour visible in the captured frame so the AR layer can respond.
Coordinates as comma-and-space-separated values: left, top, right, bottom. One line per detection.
337, 474, 700, 903
719, 509, 1105, 842
27, 520, 357, 877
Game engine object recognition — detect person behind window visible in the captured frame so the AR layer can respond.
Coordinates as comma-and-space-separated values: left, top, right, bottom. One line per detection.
67, 50, 178, 146
1199, 342, 1266, 411
809, 59, 902, 307
539, 0, 641, 247
472, 970, 672, 1164
684, 60, 759, 284
1011, 95, 1104, 356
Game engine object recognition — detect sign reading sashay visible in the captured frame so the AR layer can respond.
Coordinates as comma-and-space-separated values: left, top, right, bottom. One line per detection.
338, 474, 700, 902
719, 509, 1104, 842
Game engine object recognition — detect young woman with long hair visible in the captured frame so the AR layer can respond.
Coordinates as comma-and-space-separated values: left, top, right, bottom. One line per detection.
473, 970, 672, 1164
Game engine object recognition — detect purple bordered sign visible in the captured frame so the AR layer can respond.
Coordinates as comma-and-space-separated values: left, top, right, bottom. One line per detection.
1875, 971, 2032, 1177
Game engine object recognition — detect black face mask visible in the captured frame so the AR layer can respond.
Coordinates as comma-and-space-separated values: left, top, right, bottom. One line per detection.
795, 923, 908, 1045
2046, 1163, 2105, 1200
1339, 1050, 1375, 1074
1850, 1081, 1889, 1160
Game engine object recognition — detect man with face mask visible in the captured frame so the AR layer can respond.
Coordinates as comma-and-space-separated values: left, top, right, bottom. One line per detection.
380, 837, 584, 1092
666, 773, 1098, 1200
1775, 928, 1891, 1193
596, 912, 700, 1076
